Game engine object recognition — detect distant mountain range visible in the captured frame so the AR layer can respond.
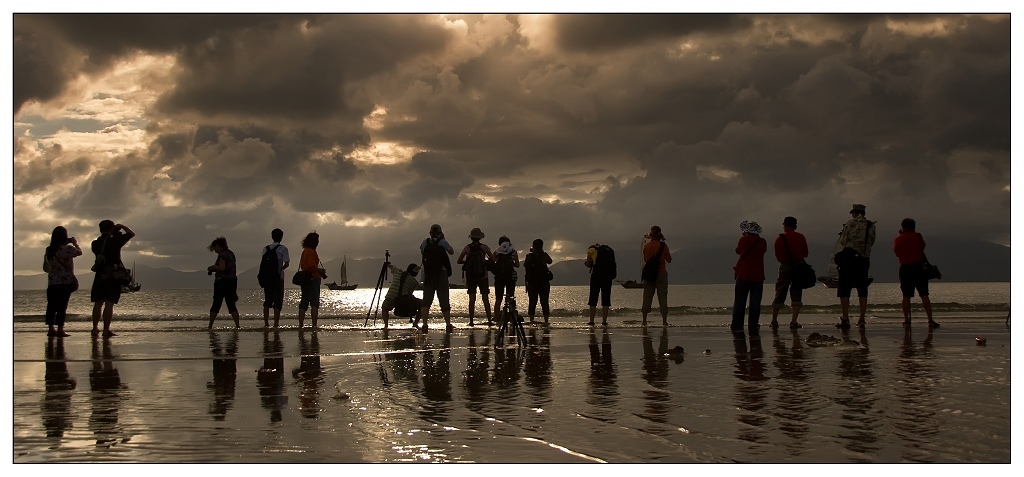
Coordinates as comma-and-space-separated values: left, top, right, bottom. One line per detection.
12, 238, 1009, 290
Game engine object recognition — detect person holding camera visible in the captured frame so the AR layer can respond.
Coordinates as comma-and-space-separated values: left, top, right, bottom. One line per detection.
641, 225, 672, 328
381, 262, 423, 330
770, 216, 808, 330
419, 224, 455, 332
44, 226, 82, 337
207, 236, 240, 329
297, 232, 326, 329
894, 218, 939, 329
90, 220, 135, 337
523, 238, 553, 323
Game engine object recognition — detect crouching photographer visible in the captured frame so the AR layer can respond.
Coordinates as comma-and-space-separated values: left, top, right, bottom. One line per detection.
381, 262, 423, 330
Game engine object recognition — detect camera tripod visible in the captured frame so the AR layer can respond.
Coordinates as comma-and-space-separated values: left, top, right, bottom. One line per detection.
495, 294, 527, 347
365, 250, 390, 326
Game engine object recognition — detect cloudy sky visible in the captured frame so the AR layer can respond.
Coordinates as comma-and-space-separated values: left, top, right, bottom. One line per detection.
8, 10, 1012, 276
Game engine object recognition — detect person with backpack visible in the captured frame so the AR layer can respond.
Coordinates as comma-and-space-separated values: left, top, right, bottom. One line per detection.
732, 221, 767, 333
419, 224, 455, 332
44, 225, 82, 337
258, 228, 290, 328
523, 238, 553, 323
641, 226, 672, 328
492, 235, 520, 324
835, 204, 876, 329
457, 227, 494, 326
585, 243, 616, 326
206, 236, 240, 329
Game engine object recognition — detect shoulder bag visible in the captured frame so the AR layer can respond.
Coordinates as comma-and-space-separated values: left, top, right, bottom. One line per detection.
780, 233, 816, 289
641, 242, 665, 282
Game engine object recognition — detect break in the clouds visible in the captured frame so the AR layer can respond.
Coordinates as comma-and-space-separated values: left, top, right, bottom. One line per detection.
12, 13, 1010, 275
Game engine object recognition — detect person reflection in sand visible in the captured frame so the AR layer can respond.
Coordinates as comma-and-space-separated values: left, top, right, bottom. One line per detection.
587, 328, 617, 411
293, 331, 324, 419
733, 332, 768, 447
43, 337, 77, 444
894, 327, 940, 462
208, 331, 238, 420
523, 328, 553, 400
257, 331, 287, 422
770, 326, 811, 457
640, 327, 672, 427
89, 336, 128, 448
421, 333, 453, 421
462, 329, 492, 429
834, 327, 880, 459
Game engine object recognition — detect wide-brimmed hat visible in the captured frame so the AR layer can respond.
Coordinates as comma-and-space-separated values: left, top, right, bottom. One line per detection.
740, 220, 763, 235
783, 216, 797, 228
645, 225, 665, 241
850, 204, 866, 214
469, 227, 485, 239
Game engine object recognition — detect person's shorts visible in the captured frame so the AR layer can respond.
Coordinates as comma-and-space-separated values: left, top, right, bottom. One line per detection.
494, 277, 515, 299
837, 259, 870, 298
899, 263, 929, 298
90, 276, 122, 304
422, 271, 450, 311
466, 274, 490, 295
588, 276, 612, 307
263, 278, 285, 309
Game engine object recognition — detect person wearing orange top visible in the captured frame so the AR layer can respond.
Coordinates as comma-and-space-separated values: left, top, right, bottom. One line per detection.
297, 232, 326, 329
641, 225, 672, 327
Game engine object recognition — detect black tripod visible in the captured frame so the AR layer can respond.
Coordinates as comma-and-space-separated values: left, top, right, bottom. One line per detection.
365, 250, 390, 326
495, 294, 527, 347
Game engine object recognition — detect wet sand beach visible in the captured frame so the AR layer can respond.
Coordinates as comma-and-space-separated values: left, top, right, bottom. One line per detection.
12, 319, 1010, 463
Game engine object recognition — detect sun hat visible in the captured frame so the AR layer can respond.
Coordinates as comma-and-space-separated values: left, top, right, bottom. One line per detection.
850, 204, 866, 214
469, 228, 485, 239
645, 225, 665, 241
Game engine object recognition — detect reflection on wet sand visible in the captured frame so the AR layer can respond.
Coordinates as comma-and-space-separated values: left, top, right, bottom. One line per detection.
208, 331, 238, 420
462, 330, 492, 430
894, 327, 940, 462
588, 328, 617, 413
835, 327, 879, 460
89, 336, 129, 448
421, 333, 453, 422
733, 331, 769, 450
43, 337, 76, 445
641, 327, 673, 428
257, 330, 287, 422
523, 329, 553, 409
293, 331, 324, 419
771, 328, 812, 457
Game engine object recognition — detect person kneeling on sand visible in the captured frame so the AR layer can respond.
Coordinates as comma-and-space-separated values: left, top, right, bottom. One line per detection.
381, 262, 423, 330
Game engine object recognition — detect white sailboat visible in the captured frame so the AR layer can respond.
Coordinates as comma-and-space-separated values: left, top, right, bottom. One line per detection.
325, 256, 358, 290
122, 261, 142, 292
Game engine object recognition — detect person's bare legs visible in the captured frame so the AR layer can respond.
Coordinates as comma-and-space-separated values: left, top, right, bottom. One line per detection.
231, 311, 240, 328
922, 295, 938, 327
92, 301, 103, 334
382, 308, 390, 330
102, 302, 115, 336
273, 308, 281, 328
263, 307, 271, 328
601, 306, 609, 325
902, 297, 912, 324
483, 296, 492, 323
771, 303, 782, 328
416, 305, 428, 330
840, 297, 850, 324
298, 307, 306, 329
857, 297, 868, 326
468, 293, 477, 326
791, 303, 802, 327
208, 312, 217, 330
588, 306, 596, 326
311, 307, 318, 329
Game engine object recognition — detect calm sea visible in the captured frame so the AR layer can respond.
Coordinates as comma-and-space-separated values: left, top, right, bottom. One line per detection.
11, 282, 1011, 330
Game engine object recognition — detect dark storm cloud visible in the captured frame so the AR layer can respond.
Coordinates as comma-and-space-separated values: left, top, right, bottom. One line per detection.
13, 140, 91, 194
50, 164, 139, 219
553, 14, 752, 52
397, 152, 475, 208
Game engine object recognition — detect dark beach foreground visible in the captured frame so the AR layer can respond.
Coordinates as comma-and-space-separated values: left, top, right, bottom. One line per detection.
12, 320, 1010, 463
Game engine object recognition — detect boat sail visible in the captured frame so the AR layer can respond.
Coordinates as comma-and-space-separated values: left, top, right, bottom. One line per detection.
122, 261, 142, 292
326, 256, 358, 290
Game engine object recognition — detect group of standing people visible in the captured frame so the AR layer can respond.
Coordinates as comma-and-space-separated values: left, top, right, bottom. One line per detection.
41, 203, 941, 336
728, 203, 939, 334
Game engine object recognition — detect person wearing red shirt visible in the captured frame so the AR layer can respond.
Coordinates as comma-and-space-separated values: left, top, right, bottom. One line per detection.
731, 221, 767, 333
770, 216, 809, 329
893, 218, 939, 328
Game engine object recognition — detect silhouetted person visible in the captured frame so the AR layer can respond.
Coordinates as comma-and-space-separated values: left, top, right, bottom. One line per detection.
90, 220, 135, 337
836, 204, 876, 329
894, 218, 939, 328
206, 236, 240, 329
381, 262, 423, 330
419, 224, 455, 332
297, 232, 326, 329
641, 226, 672, 327
44, 225, 82, 337
208, 331, 238, 420
260, 228, 290, 328
585, 243, 616, 326
492, 235, 520, 325
457, 227, 494, 328
732, 221, 767, 333
523, 239, 553, 323
770, 216, 809, 329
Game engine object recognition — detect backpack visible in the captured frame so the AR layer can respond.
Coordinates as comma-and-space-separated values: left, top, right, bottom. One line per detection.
494, 251, 515, 282
524, 252, 549, 282
463, 242, 488, 281
593, 244, 617, 280
257, 245, 280, 287
422, 238, 452, 278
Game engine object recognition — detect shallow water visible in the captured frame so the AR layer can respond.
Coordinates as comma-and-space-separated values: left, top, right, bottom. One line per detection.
12, 322, 1010, 463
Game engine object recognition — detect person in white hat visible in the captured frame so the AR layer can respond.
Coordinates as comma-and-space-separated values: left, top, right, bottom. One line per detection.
731, 221, 767, 333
